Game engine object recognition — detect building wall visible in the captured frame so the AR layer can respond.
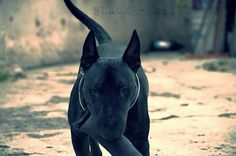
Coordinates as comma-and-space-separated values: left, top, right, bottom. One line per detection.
0, 0, 192, 69
0, 0, 82, 69
86, 0, 192, 51
153, 0, 192, 51
229, 11, 236, 56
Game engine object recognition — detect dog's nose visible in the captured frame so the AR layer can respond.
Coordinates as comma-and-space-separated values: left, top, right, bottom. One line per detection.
109, 117, 118, 127
103, 116, 118, 128
104, 105, 113, 115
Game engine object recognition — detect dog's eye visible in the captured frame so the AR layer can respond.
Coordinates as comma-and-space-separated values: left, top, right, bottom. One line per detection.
90, 89, 99, 97
120, 87, 128, 95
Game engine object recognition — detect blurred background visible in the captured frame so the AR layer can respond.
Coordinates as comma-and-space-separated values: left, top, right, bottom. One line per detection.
0, 0, 236, 156
0, 0, 235, 72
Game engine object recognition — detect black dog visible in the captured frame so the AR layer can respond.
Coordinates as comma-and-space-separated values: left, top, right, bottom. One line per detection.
64, 0, 150, 155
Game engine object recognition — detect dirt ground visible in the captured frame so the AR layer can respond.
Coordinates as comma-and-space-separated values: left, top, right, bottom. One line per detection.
0, 54, 236, 156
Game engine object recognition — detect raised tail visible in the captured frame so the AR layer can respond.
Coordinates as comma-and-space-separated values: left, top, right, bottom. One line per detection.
64, 0, 112, 44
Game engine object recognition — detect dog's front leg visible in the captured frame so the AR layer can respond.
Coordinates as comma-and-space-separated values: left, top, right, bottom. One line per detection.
125, 99, 150, 156
70, 129, 90, 156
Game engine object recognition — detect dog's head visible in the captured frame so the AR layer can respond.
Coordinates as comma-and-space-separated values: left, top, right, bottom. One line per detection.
80, 30, 141, 140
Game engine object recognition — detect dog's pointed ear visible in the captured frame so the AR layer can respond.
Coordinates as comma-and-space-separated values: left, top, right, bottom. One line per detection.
122, 30, 141, 72
80, 30, 99, 71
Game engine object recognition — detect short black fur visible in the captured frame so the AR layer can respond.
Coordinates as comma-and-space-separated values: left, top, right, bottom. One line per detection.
64, 0, 150, 155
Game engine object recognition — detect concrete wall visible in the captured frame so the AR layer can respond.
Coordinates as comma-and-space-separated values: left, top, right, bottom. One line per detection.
0, 0, 83, 69
0, 0, 192, 70
153, 0, 192, 51
84, 0, 192, 51
229, 11, 236, 56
